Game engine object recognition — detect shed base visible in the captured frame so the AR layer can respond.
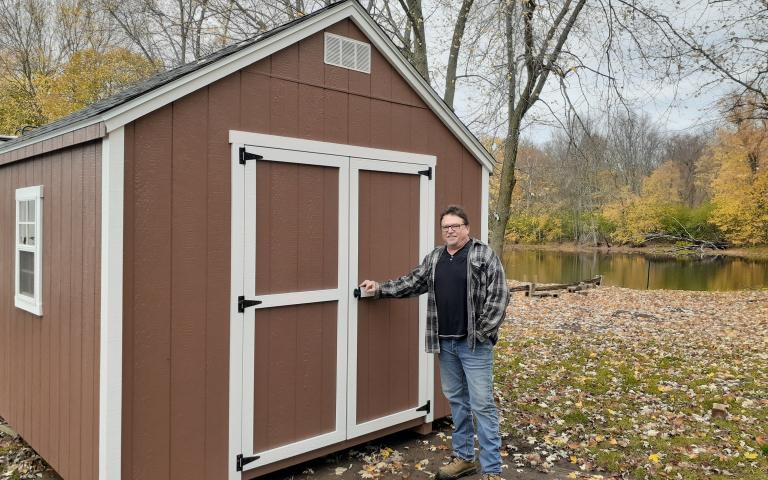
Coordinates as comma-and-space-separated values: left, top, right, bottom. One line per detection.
242, 418, 430, 479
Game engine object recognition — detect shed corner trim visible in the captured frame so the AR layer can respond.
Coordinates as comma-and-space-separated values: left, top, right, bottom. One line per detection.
99, 127, 124, 480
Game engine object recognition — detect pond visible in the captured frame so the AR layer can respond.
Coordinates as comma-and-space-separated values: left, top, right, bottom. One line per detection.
502, 249, 768, 291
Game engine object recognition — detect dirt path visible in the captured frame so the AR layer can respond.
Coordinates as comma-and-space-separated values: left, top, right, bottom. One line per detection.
260, 419, 593, 480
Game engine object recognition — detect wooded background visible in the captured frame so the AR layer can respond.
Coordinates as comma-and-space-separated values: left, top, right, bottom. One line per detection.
1, 0, 765, 249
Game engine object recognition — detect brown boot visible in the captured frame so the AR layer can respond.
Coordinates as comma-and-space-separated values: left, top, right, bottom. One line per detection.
481, 474, 503, 480
436, 457, 478, 480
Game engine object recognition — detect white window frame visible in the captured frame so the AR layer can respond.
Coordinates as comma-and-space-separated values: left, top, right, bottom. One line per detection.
15, 185, 44, 316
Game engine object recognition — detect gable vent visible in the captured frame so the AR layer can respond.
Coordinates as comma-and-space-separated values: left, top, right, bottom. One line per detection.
324, 33, 371, 74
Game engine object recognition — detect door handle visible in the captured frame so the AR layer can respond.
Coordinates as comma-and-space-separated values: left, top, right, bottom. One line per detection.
353, 287, 374, 299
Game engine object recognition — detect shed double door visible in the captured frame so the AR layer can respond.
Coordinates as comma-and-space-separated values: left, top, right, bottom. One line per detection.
234, 143, 434, 472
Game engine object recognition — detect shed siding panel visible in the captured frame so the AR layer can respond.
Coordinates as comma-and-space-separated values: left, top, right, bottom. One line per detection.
0, 123, 106, 166
170, 89, 209, 480
298, 84, 325, 141
204, 73, 240, 480
130, 106, 173, 480
122, 18, 483, 479
58, 150, 73, 475
298, 31, 324, 86
68, 145, 84, 480
241, 71, 271, 134
356, 171, 420, 423
271, 43, 299, 81
0, 162, 7, 417
121, 123, 136, 480
254, 162, 339, 294
253, 302, 337, 452
0, 142, 101, 480
348, 95, 371, 147
269, 78, 299, 137
323, 89, 348, 145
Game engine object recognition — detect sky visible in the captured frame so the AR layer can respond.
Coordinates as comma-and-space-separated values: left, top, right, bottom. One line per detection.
418, 0, 741, 145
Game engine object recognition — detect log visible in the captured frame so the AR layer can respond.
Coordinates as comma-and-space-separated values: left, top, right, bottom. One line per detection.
509, 285, 530, 292
643, 233, 729, 250
531, 292, 559, 298
512, 275, 601, 296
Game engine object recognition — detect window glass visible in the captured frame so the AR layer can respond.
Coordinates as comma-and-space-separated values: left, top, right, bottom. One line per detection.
19, 251, 34, 296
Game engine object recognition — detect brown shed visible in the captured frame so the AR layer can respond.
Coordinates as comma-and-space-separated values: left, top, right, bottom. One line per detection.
0, 1, 496, 479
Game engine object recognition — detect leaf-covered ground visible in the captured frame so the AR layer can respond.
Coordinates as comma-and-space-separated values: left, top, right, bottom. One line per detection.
0, 418, 57, 479
1, 286, 766, 479
496, 285, 768, 479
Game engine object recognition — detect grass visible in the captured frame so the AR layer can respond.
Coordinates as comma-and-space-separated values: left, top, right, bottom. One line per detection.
493, 288, 768, 479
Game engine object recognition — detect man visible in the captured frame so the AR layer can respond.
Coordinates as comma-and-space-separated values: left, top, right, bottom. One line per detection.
360, 205, 510, 480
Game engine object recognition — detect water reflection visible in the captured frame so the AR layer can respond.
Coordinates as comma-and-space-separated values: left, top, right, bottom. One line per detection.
502, 249, 768, 291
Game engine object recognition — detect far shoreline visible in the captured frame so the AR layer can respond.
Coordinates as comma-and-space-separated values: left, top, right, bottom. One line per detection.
503, 242, 768, 261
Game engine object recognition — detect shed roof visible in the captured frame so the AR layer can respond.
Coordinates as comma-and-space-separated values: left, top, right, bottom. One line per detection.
0, 0, 495, 171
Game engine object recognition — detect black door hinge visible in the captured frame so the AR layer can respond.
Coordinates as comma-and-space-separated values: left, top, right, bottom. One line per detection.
416, 400, 431, 414
239, 147, 263, 164
238, 295, 262, 313
418, 167, 432, 179
236, 453, 260, 471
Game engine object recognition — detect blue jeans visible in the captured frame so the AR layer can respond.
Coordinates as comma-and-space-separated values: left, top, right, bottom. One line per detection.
438, 338, 501, 474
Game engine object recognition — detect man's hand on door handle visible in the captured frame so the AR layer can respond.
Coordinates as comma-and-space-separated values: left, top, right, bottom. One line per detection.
359, 280, 379, 297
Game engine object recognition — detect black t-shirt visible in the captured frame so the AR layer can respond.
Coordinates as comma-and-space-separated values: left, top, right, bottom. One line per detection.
435, 242, 469, 338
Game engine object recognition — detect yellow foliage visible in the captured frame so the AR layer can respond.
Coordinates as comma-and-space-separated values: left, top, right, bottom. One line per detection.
38, 48, 158, 120
601, 186, 667, 244
707, 126, 768, 245
505, 211, 564, 244
642, 161, 684, 204
1, 48, 157, 135
0, 76, 45, 135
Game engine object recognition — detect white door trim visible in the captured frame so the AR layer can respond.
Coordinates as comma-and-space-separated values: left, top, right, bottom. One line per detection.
252, 289, 342, 309
229, 131, 436, 167
237, 145, 350, 472
229, 133, 437, 476
229, 143, 246, 480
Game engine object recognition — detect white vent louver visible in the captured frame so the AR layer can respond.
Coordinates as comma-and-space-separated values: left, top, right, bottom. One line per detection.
324, 33, 371, 74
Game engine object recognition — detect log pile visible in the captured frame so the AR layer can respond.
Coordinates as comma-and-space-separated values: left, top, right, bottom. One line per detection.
509, 275, 602, 298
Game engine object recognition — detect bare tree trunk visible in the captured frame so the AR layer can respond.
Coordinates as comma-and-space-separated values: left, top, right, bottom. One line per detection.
490, 0, 587, 254
443, 0, 474, 108
490, 113, 522, 251
398, 0, 429, 82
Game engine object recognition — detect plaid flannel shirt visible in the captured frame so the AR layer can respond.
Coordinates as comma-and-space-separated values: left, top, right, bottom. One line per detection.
376, 238, 510, 353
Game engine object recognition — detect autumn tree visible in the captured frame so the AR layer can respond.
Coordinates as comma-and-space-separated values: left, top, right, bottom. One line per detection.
706, 114, 768, 245
607, 110, 665, 195
663, 133, 708, 208
37, 47, 157, 119
0, 0, 59, 131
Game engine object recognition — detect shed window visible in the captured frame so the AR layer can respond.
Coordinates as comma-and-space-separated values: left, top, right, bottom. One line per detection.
15, 185, 43, 315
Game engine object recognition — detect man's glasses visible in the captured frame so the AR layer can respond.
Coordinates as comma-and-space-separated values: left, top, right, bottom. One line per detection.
441, 224, 465, 232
